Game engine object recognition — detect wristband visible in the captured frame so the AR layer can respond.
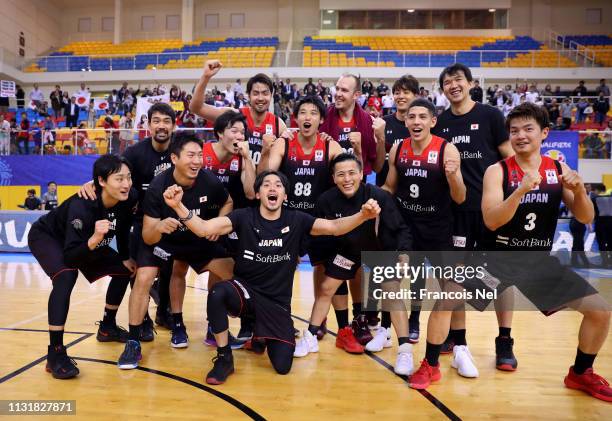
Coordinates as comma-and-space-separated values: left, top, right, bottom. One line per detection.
178, 209, 194, 223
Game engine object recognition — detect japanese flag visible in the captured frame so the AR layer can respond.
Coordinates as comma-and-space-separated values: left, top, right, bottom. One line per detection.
75, 92, 91, 107
94, 98, 109, 111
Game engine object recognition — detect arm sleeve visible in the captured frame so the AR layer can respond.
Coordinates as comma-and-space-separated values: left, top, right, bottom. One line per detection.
377, 189, 412, 251
63, 201, 95, 265
490, 107, 509, 147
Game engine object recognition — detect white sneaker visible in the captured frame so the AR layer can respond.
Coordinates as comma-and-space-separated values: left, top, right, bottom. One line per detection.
365, 327, 392, 352
293, 329, 319, 358
394, 343, 414, 375
451, 345, 479, 378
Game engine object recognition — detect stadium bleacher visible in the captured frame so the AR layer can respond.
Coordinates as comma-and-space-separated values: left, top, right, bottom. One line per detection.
562, 35, 612, 67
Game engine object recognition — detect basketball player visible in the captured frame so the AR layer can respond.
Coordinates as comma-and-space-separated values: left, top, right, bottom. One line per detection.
431, 63, 515, 374
191, 60, 287, 167
411, 103, 611, 403
28, 155, 137, 379
161, 170, 380, 384
382, 99, 465, 348
258, 95, 343, 338
79, 103, 177, 335
117, 135, 234, 368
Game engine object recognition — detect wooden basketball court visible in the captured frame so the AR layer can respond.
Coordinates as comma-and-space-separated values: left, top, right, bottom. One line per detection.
0, 256, 610, 420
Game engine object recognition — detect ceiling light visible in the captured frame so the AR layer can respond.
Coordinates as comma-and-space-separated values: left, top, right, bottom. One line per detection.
327, 10, 334, 14
489, 8, 496, 12
407, 9, 415, 13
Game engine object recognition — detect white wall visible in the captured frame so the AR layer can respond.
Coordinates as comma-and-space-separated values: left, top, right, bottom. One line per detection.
194, 0, 279, 38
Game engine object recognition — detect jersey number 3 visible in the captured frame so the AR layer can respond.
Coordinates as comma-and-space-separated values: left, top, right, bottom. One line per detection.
524, 212, 536, 231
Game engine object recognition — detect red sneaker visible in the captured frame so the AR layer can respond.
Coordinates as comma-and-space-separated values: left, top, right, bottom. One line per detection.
351, 314, 373, 345
409, 359, 441, 390
564, 366, 612, 402
335, 326, 365, 354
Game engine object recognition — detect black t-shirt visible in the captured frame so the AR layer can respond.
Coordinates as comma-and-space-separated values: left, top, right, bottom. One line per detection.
227, 207, 315, 306
316, 184, 412, 257
376, 113, 409, 186
34, 189, 137, 265
24, 197, 41, 210
432, 102, 508, 211
142, 168, 229, 246
122, 137, 173, 219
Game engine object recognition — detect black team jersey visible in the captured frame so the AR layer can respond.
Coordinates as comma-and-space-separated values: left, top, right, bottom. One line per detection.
142, 168, 229, 247
485, 155, 563, 251
432, 103, 507, 211
279, 132, 331, 215
33, 189, 137, 264
122, 137, 173, 220
376, 113, 409, 186
227, 207, 315, 306
202, 142, 249, 209
394, 136, 452, 246
316, 183, 412, 257
240, 107, 279, 166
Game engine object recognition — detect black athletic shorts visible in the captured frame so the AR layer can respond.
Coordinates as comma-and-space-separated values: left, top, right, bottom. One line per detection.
452, 209, 485, 251
461, 253, 598, 314
28, 224, 131, 282
227, 279, 295, 346
302, 234, 336, 266
137, 239, 229, 273
324, 252, 361, 280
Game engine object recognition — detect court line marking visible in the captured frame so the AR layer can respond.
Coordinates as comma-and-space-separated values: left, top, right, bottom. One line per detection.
0, 333, 94, 384
291, 314, 462, 421
71, 357, 266, 421
0, 327, 93, 335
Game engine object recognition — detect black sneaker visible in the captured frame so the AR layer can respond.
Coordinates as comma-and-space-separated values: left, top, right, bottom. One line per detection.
46, 345, 79, 379
351, 314, 373, 346
237, 323, 253, 342
440, 336, 455, 354
408, 321, 420, 344
155, 308, 173, 330
140, 316, 156, 342
495, 336, 518, 371
117, 340, 142, 370
205, 352, 234, 385
96, 321, 129, 343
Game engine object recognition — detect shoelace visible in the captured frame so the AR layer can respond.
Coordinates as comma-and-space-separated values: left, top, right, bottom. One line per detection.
56, 352, 78, 369
397, 352, 411, 364
124, 342, 140, 359
585, 370, 610, 386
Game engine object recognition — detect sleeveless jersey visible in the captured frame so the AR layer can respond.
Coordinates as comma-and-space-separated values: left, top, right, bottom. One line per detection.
202, 142, 249, 209
335, 116, 357, 155
487, 155, 563, 251
280, 133, 330, 215
394, 135, 452, 245
241, 107, 278, 166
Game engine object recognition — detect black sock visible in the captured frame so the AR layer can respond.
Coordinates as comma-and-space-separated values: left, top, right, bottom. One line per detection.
499, 327, 511, 338
425, 341, 442, 366
334, 309, 349, 329
217, 344, 232, 358
451, 329, 467, 346
49, 330, 64, 347
103, 308, 117, 326
398, 337, 410, 346
172, 312, 184, 328
352, 302, 362, 319
409, 310, 420, 325
308, 324, 320, 336
574, 348, 596, 375
129, 324, 141, 341
143, 312, 151, 323
381, 311, 391, 329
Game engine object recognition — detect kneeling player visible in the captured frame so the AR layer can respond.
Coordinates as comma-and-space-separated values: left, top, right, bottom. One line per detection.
162, 170, 380, 384
28, 155, 137, 379
410, 103, 611, 402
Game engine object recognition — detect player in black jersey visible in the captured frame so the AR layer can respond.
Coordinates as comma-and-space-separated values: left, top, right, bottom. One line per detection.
411, 103, 612, 402
431, 63, 516, 371
79, 102, 177, 334
117, 135, 234, 369
160, 170, 380, 384
28, 155, 137, 379
191, 60, 287, 167
383, 99, 465, 346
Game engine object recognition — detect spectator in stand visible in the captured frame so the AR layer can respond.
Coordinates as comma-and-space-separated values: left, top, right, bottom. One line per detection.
361, 79, 374, 96
136, 115, 149, 141
575, 97, 589, 123
604, 120, 612, 159
42, 115, 56, 148
29, 83, 44, 110
546, 98, 560, 123
494, 88, 508, 109
74, 122, 91, 153
595, 79, 610, 98
222, 83, 235, 106
433, 87, 449, 114
234, 93, 248, 109
50, 85, 63, 119
594, 92, 610, 127
560, 97, 575, 128
367, 90, 383, 115
381, 90, 394, 116
103, 116, 119, 153
108, 89, 120, 114
118, 111, 134, 153
75, 83, 89, 110
16, 85, 25, 108
122, 89, 135, 114
233, 79, 243, 96
66, 97, 79, 128
61, 92, 70, 117
304, 78, 316, 95
542, 84, 554, 100
41, 181, 58, 210
316, 79, 326, 96
554, 86, 562, 96
282, 78, 292, 101
469, 80, 483, 103
525, 84, 540, 104
169, 85, 182, 101
487, 83, 499, 104
552, 116, 567, 130
572, 80, 587, 97
117, 81, 129, 102
39, 101, 50, 117
0, 114, 10, 155
583, 132, 605, 158
18, 112, 30, 155
19, 189, 41, 210
502, 96, 514, 118
376, 79, 389, 97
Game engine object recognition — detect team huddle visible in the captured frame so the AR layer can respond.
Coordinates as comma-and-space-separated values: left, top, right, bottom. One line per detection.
28, 61, 611, 402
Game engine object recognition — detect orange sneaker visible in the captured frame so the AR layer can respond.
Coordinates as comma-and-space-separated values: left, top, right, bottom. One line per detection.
409, 359, 441, 390
564, 366, 612, 402
335, 326, 365, 354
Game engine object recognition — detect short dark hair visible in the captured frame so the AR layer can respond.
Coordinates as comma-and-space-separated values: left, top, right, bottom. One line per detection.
438, 63, 473, 88
169, 132, 202, 156
408, 98, 436, 116
93, 154, 132, 190
506, 102, 550, 131
247, 73, 274, 94
293, 95, 326, 118
27, 188, 35, 194
254, 170, 290, 194
47, 181, 57, 186
392, 75, 419, 96
213, 110, 247, 140
330, 153, 363, 173
147, 102, 176, 123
